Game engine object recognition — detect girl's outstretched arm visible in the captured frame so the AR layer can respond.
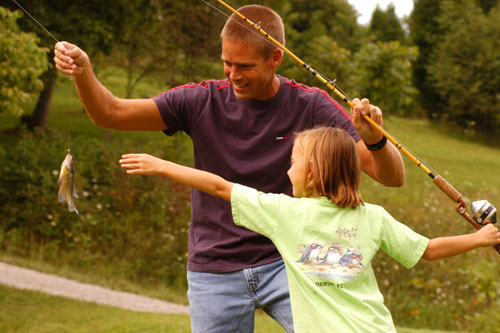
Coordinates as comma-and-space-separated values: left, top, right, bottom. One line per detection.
119, 154, 234, 201
422, 223, 500, 261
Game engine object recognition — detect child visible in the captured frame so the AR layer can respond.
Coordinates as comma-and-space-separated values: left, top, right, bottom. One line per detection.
119, 126, 500, 332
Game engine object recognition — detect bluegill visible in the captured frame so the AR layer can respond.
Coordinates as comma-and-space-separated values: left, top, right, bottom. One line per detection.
58, 149, 79, 214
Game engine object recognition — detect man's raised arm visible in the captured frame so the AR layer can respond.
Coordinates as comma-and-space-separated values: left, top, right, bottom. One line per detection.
54, 41, 165, 131
352, 98, 405, 187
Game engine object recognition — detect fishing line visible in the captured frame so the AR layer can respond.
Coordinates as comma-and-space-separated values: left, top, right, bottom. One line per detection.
68, 77, 73, 151
11, 0, 59, 43
11, 0, 81, 215
11, 0, 73, 152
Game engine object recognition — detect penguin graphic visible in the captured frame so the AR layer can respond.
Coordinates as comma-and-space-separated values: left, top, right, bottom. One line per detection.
339, 250, 364, 269
350, 251, 364, 268
297, 242, 323, 264
338, 249, 353, 267
320, 245, 343, 266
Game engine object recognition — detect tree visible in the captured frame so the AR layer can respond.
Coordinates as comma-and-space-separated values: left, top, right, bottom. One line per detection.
409, 0, 445, 118
279, 0, 363, 89
280, 35, 356, 98
0, 7, 49, 117
369, 4, 406, 43
113, 1, 225, 98
352, 41, 418, 117
475, 0, 498, 13
427, 2, 500, 138
3, 0, 135, 130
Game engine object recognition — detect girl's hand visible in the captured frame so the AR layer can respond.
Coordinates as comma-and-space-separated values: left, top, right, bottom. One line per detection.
476, 223, 500, 247
119, 154, 166, 176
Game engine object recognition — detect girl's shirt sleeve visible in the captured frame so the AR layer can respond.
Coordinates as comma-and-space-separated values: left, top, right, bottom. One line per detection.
231, 184, 283, 240
378, 207, 430, 268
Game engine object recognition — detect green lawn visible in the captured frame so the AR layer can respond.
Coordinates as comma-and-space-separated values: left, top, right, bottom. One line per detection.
0, 284, 460, 333
0, 284, 282, 333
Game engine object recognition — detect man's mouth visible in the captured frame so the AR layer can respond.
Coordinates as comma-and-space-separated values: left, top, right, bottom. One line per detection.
234, 83, 249, 89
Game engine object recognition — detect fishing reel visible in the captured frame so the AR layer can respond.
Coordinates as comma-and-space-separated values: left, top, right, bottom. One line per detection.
455, 198, 497, 229
471, 200, 497, 226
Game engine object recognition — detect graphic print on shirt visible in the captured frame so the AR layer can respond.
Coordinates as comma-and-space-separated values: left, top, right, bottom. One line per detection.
296, 226, 364, 283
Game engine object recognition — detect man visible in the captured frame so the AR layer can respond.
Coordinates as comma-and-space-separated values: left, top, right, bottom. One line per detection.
54, 5, 404, 332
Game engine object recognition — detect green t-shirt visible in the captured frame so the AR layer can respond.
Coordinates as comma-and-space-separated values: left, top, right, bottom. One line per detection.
231, 184, 429, 333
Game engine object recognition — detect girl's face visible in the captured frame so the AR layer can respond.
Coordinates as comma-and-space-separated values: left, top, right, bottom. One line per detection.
287, 142, 308, 197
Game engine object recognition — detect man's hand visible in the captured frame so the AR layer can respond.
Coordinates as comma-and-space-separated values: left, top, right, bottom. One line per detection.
351, 98, 384, 145
54, 41, 89, 76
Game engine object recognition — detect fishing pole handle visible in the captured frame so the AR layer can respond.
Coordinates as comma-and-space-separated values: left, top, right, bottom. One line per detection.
433, 175, 463, 202
495, 243, 500, 254
456, 201, 500, 255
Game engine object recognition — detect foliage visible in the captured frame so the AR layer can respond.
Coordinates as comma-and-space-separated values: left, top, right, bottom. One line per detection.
475, 0, 499, 13
0, 7, 49, 117
283, 0, 363, 53
427, 2, 500, 138
352, 41, 418, 116
409, 0, 446, 118
461, 260, 500, 331
280, 35, 357, 95
278, 0, 364, 89
3, 0, 142, 129
369, 4, 407, 44
113, 1, 224, 97
0, 129, 192, 288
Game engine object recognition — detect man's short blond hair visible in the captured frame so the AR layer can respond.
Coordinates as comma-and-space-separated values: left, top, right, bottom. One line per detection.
220, 5, 285, 60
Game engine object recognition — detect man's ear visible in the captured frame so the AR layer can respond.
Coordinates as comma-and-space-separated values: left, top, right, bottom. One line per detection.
271, 48, 283, 68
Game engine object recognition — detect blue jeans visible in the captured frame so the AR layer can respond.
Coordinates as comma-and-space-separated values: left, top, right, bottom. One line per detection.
187, 259, 294, 332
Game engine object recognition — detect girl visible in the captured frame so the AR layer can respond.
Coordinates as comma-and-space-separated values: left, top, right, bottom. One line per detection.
119, 126, 500, 332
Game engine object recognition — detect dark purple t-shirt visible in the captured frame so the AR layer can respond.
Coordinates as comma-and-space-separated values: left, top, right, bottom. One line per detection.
153, 75, 360, 273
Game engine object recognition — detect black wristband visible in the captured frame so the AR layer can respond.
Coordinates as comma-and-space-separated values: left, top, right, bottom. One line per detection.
365, 136, 387, 151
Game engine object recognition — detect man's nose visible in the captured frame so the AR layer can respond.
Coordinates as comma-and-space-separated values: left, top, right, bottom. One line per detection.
229, 67, 242, 81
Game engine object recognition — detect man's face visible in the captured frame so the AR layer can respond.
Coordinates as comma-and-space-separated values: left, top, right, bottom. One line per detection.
221, 39, 279, 101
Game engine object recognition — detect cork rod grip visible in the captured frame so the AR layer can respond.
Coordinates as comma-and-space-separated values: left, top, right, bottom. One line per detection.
433, 175, 463, 202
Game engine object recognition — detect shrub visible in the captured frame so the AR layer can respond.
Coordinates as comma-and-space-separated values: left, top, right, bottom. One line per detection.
0, 129, 192, 288
0, 7, 49, 116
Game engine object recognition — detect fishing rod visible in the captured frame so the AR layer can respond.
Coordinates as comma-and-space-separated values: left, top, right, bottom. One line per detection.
210, 0, 499, 254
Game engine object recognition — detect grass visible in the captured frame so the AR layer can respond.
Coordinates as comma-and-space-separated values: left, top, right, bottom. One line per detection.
0, 284, 460, 333
0, 284, 283, 333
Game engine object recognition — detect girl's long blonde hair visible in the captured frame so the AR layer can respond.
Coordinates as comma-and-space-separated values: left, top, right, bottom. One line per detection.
294, 126, 364, 208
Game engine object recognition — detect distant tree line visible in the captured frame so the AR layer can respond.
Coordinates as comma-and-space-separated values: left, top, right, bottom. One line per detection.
1, 0, 499, 141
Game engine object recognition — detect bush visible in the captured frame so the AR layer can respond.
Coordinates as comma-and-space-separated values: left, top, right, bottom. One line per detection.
0, 129, 192, 288
352, 41, 418, 117
427, 2, 500, 139
0, 7, 49, 116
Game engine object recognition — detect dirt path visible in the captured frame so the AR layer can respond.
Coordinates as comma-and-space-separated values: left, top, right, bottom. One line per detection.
0, 261, 189, 314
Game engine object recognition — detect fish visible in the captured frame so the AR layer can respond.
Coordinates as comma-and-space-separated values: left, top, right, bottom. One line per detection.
58, 149, 79, 214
